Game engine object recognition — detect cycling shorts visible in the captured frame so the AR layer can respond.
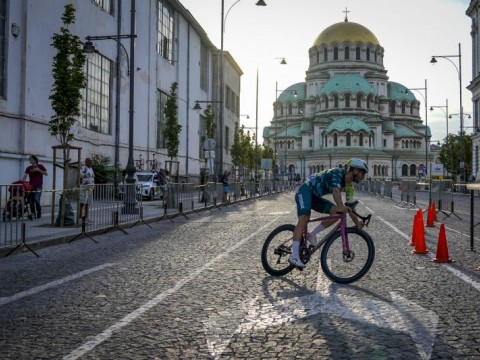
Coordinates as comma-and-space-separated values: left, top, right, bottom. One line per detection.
295, 183, 334, 217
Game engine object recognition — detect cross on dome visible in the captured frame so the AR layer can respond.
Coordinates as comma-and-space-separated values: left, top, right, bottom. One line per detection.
343, 7, 350, 22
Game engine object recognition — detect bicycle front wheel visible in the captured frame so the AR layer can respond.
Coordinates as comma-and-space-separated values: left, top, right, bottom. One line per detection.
320, 227, 375, 284
261, 224, 296, 276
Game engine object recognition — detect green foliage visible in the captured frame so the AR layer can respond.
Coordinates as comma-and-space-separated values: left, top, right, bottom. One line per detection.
164, 82, 182, 159
438, 133, 472, 180
203, 105, 216, 140
49, 4, 86, 146
91, 154, 112, 184
230, 122, 257, 176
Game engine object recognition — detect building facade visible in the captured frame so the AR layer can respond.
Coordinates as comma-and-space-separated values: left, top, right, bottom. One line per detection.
0, 0, 241, 200
467, 0, 480, 180
264, 17, 431, 181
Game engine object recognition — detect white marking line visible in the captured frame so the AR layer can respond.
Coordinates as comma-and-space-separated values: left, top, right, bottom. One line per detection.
367, 206, 480, 292
63, 218, 279, 360
0, 263, 115, 307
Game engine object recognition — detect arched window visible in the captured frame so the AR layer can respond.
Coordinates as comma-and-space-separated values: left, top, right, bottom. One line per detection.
288, 103, 293, 115
402, 164, 408, 176
345, 94, 350, 108
410, 164, 417, 176
345, 47, 349, 60
356, 47, 361, 60
369, 133, 372, 147
334, 133, 338, 147
366, 48, 370, 61
367, 96, 371, 109
401, 102, 406, 114
390, 101, 396, 113
324, 96, 329, 109
334, 95, 339, 108
356, 94, 362, 108
334, 47, 338, 60
324, 134, 328, 147
410, 103, 415, 114
359, 133, 364, 146
346, 133, 351, 146
280, 104, 284, 116
324, 48, 328, 61
374, 165, 377, 176
316, 50, 320, 63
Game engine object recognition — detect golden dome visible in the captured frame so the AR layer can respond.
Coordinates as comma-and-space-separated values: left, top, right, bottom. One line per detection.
313, 20, 380, 47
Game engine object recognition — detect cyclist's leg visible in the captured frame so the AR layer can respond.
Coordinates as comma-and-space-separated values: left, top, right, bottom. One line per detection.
290, 184, 312, 267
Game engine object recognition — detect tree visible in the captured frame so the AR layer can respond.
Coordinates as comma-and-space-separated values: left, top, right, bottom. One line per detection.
164, 82, 182, 179
438, 133, 472, 180
49, 4, 86, 226
202, 105, 216, 140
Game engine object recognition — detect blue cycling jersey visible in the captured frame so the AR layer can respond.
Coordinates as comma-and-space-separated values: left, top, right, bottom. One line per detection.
305, 168, 346, 198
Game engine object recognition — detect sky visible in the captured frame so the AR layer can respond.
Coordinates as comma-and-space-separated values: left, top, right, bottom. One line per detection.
179, 0, 472, 143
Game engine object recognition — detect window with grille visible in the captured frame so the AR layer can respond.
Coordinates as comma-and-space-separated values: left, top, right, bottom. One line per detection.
157, 0, 175, 62
0, 0, 6, 98
156, 89, 168, 148
81, 53, 112, 134
92, 0, 113, 14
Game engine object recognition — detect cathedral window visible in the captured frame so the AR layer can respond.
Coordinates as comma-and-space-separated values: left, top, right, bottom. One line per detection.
309, 139, 313, 148
410, 103, 415, 114
383, 139, 386, 147
374, 51, 377, 63
288, 103, 293, 115
359, 133, 363, 146
402, 164, 408, 176
345, 94, 350, 108
334, 47, 338, 60
316, 50, 320, 63
334, 134, 338, 147
334, 95, 339, 108
401, 102, 406, 114
389, 101, 396, 113
324, 48, 328, 61
366, 48, 370, 61
345, 47, 349, 60
324, 134, 328, 147
356, 94, 362, 108
324, 96, 329, 109
367, 96, 371, 109
346, 133, 351, 146
410, 164, 417, 176
356, 47, 361, 60
369, 134, 372, 147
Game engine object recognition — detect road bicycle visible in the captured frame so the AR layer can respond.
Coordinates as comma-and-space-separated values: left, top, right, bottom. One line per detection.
261, 202, 374, 284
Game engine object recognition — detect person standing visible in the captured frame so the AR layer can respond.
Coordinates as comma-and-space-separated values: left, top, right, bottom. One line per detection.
79, 157, 95, 223
23, 155, 48, 219
221, 170, 229, 203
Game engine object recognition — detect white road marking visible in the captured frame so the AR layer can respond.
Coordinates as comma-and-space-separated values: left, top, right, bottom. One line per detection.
63, 218, 279, 360
0, 263, 115, 307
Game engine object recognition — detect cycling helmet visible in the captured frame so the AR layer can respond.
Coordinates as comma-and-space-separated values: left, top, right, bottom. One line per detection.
347, 158, 368, 173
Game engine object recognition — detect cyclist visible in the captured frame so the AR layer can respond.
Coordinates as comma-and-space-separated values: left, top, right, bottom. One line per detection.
289, 158, 368, 268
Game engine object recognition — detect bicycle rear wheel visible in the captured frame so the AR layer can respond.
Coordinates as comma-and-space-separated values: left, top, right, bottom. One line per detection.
320, 227, 375, 284
261, 224, 295, 276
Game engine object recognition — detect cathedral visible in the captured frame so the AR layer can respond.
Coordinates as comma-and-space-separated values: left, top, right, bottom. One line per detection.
264, 15, 431, 181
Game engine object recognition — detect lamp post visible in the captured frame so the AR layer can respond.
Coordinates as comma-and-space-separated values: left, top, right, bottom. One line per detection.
219, 1, 266, 181
430, 43, 464, 180
83, 0, 137, 213
406, 79, 430, 204
430, 99, 449, 176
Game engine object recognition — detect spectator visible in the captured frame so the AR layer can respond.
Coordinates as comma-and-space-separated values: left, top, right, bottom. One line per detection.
79, 158, 95, 224
221, 170, 229, 203
23, 155, 48, 219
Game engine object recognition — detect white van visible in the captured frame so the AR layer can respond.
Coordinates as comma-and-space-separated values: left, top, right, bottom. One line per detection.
117, 172, 162, 201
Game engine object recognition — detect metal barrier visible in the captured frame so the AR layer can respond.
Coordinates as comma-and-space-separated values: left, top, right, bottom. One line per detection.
397, 180, 418, 208
1, 184, 25, 250
430, 180, 460, 219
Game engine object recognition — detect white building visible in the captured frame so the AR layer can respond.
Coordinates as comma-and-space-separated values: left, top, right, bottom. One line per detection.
264, 16, 431, 181
0, 0, 242, 201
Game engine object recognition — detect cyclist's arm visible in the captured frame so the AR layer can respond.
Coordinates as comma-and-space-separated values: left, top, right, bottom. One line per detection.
332, 188, 347, 212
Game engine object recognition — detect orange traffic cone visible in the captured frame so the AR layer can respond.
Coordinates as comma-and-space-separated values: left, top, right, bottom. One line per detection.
426, 203, 435, 227
432, 224, 452, 263
410, 210, 420, 246
412, 213, 429, 254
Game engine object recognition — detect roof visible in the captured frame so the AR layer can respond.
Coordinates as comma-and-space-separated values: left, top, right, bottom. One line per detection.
394, 124, 423, 138
277, 124, 302, 137
324, 117, 371, 133
313, 20, 380, 47
320, 74, 376, 96
388, 82, 417, 102
277, 83, 306, 102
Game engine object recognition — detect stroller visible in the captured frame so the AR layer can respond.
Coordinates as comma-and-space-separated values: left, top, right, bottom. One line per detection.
2, 180, 34, 221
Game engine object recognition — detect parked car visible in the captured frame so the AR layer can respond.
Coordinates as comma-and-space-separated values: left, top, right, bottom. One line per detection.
117, 172, 163, 201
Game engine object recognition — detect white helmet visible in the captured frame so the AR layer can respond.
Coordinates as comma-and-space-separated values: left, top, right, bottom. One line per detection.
347, 158, 368, 173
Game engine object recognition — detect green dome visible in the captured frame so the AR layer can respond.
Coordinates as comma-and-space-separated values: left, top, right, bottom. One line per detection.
278, 124, 302, 137
324, 117, 371, 133
277, 83, 306, 102
394, 124, 423, 138
320, 74, 376, 97
388, 82, 416, 102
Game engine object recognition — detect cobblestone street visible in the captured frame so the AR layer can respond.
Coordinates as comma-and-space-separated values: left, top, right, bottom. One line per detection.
1, 191, 479, 359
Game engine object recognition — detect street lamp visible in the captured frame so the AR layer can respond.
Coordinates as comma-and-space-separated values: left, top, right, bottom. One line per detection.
219, 1, 267, 181
83, 0, 137, 214
430, 99, 449, 176
406, 79, 431, 204
430, 43, 465, 180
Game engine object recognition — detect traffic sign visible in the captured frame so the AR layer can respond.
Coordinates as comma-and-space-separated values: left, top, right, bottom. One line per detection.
203, 138, 216, 151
